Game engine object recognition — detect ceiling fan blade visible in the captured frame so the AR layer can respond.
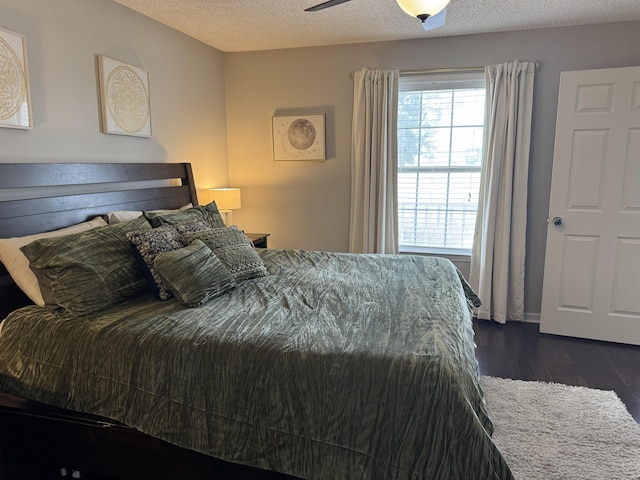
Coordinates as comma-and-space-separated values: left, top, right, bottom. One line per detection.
305, 0, 352, 12
422, 8, 446, 31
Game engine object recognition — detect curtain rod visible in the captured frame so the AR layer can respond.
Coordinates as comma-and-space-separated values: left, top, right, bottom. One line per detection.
349, 66, 483, 78
402, 62, 539, 75
400, 66, 485, 76
350, 63, 539, 78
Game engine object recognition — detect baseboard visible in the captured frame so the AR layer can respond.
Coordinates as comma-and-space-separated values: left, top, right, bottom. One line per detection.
519, 312, 540, 323
474, 313, 541, 324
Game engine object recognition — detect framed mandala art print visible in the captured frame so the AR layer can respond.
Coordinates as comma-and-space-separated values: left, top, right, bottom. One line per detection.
272, 114, 325, 161
97, 55, 151, 137
0, 27, 32, 129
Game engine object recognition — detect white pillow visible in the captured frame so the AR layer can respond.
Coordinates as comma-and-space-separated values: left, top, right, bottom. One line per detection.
107, 210, 143, 224
106, 203, 193, 224
0, 216, 108, 306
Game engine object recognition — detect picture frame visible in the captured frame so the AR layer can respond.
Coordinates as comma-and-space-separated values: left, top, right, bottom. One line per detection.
97, 55, 151, 137
272, 114, 325, 161
0, 27, 32, 129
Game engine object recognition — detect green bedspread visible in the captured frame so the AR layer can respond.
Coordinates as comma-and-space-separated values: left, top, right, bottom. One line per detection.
0, 250, 513, 479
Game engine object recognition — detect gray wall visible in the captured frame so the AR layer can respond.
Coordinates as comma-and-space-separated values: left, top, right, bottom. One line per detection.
224, 21, 640, 319
2, 1, 639, 319
0, 0, 230, 192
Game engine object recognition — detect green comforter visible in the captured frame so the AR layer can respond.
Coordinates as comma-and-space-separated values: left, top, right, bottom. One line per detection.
0, 250, 513, 479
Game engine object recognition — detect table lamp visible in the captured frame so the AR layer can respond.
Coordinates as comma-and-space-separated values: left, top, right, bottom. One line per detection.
208, 188, 241, 226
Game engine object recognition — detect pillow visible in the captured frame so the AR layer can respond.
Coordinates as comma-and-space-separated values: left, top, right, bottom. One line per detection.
107, 204, 193, 224
0, 216, 108, 305
174, 221, 210, 235
153, 240, 236, 307
144, 202, 225, 230
182, 226, 269, 282
126, 225, 185, 300
106, 210, 143, 224
20, 216, 151, 316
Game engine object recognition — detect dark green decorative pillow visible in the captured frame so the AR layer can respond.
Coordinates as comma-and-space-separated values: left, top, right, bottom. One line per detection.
144, 202, 225, 230
20, 216, 151, 317
182, 226, 269, 282
126, 225, 185, 300
153, 240, 236, 307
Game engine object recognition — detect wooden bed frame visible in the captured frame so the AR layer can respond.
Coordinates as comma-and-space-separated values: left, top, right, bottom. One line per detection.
0, 163, 295, 480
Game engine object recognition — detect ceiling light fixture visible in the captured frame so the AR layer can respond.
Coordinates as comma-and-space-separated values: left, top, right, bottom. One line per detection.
396, 0, 451, 23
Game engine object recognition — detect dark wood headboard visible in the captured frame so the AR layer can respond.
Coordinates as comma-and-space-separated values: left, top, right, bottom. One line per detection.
0, 162, 199, 318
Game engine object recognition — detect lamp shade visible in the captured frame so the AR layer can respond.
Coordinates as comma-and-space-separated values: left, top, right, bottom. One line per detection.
396, 0, 450, 20
208, 188, 241, 212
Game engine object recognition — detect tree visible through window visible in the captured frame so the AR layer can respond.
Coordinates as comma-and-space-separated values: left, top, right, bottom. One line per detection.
397, 72, 486, 254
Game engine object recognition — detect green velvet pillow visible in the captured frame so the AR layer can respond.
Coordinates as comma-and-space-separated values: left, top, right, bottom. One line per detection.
182, 226, 269, 282
153, 240, 236, 307
20, 216, 151, 316
144, 202, 225, 230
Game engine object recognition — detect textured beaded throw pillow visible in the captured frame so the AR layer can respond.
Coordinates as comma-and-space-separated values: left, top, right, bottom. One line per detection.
182, 226, 269, 282
126, 225, 185, 300
153, 240, 236, 307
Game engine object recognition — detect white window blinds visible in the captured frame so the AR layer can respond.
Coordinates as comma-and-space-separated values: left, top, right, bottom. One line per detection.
397, 71, 486, 254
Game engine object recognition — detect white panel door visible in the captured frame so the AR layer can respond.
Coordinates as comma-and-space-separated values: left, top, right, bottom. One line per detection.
540, 65, 640, 345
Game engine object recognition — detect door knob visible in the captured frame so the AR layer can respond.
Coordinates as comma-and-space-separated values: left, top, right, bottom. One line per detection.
552, 216, 563, 226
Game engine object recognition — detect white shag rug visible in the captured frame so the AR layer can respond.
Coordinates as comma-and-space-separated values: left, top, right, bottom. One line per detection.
481, 376, 640, 480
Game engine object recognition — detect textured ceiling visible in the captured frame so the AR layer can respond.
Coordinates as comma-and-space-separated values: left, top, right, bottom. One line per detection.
111, 0, 640, 52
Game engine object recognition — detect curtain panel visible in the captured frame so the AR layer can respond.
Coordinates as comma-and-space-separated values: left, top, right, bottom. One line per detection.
349, 68, 400, 254
470, 60, 537, 323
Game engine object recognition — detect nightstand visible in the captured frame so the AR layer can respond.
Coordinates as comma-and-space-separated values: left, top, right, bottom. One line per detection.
245, 233, 270, 248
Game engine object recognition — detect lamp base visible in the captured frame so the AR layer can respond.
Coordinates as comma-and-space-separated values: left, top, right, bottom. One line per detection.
220, 210, 233, 226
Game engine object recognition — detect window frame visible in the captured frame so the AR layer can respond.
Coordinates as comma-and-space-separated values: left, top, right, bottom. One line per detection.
397, 71, 486, 256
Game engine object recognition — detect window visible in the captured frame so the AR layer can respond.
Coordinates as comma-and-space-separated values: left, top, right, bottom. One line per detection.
397, 71, 486, 255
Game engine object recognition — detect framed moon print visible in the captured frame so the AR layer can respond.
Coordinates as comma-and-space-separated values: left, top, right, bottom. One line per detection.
272, 114, 325, 161
0, 27, 32, 129
97, 55, 151, 137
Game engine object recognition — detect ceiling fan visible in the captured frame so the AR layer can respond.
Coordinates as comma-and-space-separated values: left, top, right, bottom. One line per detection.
305, 0, 450, 31
304, 0, 352, 12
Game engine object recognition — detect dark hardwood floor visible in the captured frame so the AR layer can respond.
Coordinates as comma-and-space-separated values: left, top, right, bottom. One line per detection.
473, 319, 640, 423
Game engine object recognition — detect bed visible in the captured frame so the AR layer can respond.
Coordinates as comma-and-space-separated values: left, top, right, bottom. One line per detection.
0, 163, 513, 480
